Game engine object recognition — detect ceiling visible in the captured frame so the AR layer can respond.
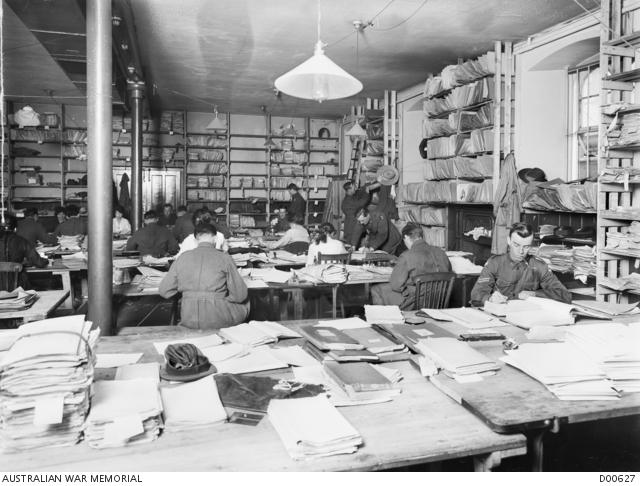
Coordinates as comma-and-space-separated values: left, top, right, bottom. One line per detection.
5, 0, 589, 117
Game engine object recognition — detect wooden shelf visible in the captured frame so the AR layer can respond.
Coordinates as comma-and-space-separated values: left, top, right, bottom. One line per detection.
604, 68, 640, 83
427, 99, 493, 120
600, 210, 640, 221
523, 208, 597, 215
600, 248, 640, 259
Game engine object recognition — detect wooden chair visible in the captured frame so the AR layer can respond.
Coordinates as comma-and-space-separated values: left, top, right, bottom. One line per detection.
0, 262, 23, 292
316, 252, 350, 317
414, 272, 456, 310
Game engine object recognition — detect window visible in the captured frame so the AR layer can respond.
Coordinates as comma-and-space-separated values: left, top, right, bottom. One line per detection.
568, 63, 600, 180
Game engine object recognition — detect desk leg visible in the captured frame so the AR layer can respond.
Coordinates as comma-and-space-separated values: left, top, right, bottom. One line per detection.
292, 290, 303, 320
473, 451, 503, 472
59, 272, 73, 310
530, 430, 546, 472
332, 286, 337, 319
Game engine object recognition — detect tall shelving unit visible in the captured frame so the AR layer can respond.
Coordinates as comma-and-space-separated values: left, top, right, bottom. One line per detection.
597, 0, 640, 303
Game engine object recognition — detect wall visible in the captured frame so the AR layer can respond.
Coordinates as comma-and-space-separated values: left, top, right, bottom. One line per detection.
397, 82, 424, 203
514, 13, 599, 181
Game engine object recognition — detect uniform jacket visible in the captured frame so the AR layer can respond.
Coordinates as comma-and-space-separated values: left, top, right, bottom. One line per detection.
342, 188, 370, 244
470, 253, 572, 306
172, 213, 194, 242
364, 210, 402, 254
126, 223, 179, 257
389, 239, 452, 310
158, 242, 249, 330
16, 218, 57, 246
287, 193, 306, 220
54, 217, 87, 236
0, 232, 48, 290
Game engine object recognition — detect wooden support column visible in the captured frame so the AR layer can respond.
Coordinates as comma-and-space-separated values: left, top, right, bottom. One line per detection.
86, 0, 113, 334
128, 82, 145, 231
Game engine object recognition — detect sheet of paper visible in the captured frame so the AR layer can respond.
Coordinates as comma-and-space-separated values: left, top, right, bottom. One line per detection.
244, 279, 269, 288
201, 343, 247, 363
95, 353, 142, 368
115, 362, 160, 383
33, 395, 64, 426
292, 365, 327, 385
104, 414, 144, 444
214, 346, 288, 374
160, 376, 227, 427
268, 345, 318, 367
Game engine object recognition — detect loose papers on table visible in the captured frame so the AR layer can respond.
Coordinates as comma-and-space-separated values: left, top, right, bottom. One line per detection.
364, 305, 405, 325
160, 375, 227, 431
219, 321, 300, 346
414, 337, 500, 377
267, 395, 363, 459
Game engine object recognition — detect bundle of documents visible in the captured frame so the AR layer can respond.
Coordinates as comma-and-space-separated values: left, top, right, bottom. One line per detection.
267, 396, 363, 459
85, 378, 164, 448
572, 246, 597, 279
112, 258, 140, 269
134, 266, 167, 290
36, 244, 60, 258
295, 264, 347, 284
364, 305, 404, 325
522, 181, 597, 213
298, 326, 364, 351
340, 327, 406, 356
272, 250, 307, 264
482, 297, 583, 328
448, 256, 483, 275
219, 320, 300, 346
600, 167, 640, 185
323, 362, 401, 401
599, 273, 640, 292
0, 287, 38, 312
423, 52, 494, 98
423, 155, 493, 180
213, 346, 289, 375
423, 307, 504, 330
607, 111, 640, 147
415, 337, 500, 377
58, 235, 82, 251
396, 205, 447, 226
342, 265, 378, 281
0, 316, 98, 451
501, 342, 619, 400
606, 222, 640, 251
241, 267, 291, 284
160, 376, 227, 431
142, 255, 172, 266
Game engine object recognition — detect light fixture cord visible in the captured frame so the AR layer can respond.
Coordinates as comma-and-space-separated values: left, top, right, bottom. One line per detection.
0, 0, 5, 224
317, 0, 321, 43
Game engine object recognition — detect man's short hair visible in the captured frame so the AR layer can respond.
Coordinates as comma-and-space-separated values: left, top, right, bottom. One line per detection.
401, 222, 423, 240
287, 213, 303, 225
194, 222, 217, 238
143, 210, 158, 220
66, 205, 80, 217
55, 206, 66, 216
24, 207, 38, 217
163, 203, 173, 209
192, 208, 212, 225
287, 183, 299, 191
343, 181, 354, 191
509, 222, 533, 238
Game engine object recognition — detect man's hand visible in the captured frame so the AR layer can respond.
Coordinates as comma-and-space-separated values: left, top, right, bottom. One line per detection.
518, 290, 536, 300
488, 290, 508, 304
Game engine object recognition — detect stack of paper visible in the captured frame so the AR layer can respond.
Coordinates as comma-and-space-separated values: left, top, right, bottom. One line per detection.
213, 346, 288, 374
501, 342, 619, 400
323, 361, 401, 401
219, 321, 300, 346
571, 301, 639, 319
424, 307, 504, 330
0, 316, 98, 451
36, 244, 60, 258
58, 235, 82, 251
142, 255, 172, 266
85, 378, 164, 448
341, 327, 406, 355
113, 258, 141, 269
415, 337, 500, 377
0, 287, 38, 312
160, 376, 227, 431
242, 268, 291, 284
566, 324, 640, 392
267, 396, 363, 459
364, 305, 404, 325
482, 297, 576, 328
295, 264, 347, 284
448, 256, 483, 275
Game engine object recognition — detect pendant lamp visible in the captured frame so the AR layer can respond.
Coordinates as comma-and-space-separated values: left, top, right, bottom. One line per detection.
346, 121, 366, 138
274, 0, 362, 103
207, 106, 227, 131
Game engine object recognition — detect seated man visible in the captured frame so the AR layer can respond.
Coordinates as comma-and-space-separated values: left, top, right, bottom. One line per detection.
0, 215, 49, 290
158, 203, 177, 227
54, 205, 87, 236
16, 207, 57, 246
371, 222, 452, 310
470, 222, 572, 306
264, 214, 310, 254
172, 205, 194, 243
126, 210, 179, 257
356, 208, 403, 256
177, 208, 227, 256
159, 222, 249, 329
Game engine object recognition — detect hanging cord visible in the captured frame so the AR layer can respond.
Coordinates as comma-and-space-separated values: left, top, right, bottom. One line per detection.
0, 0, 5, 225
371, 0, 429, 31
317, 0, 321, 43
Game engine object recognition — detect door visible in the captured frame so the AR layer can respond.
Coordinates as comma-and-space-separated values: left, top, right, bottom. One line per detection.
113, 168, 182, 213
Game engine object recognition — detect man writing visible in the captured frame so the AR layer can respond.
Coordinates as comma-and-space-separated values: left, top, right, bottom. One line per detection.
17, 208, 57, 246
470, 222, 571, 306
126, 210, 179, 257
355, 207, 403, 256
371, 223, 452, 309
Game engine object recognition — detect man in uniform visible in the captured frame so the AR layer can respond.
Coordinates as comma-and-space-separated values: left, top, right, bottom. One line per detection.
126, 210, 179, 257
54, 205, 87, 236
17, 208, 57, 246
470, 222, 571, 306
341, 180, 380, 247
355, 207, 403, 256
286, 183, 306, 222
172, 205, 194, 243
371, 222, 452, 309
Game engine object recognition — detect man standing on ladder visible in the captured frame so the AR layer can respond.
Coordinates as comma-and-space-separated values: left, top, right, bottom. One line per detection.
341, 180, 380, 247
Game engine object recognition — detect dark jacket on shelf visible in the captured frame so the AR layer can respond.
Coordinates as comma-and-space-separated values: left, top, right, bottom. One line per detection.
0, 232, 49, 290
54, 217, 88, 236
470, 253, 572, 306
126, 223, 179, 257
287, 193, 306, 221
17, 217, 57, 246
158, 242, 249, 330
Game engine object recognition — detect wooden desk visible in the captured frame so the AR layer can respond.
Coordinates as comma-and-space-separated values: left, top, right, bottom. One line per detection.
413, 314, 640, 470
28, 261, 88, 309
0, 290, 69, 324
0, 324, 526, 471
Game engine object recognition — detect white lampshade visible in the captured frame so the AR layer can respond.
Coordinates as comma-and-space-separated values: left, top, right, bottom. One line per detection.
275, 41, 363, 103
206, 111, 227, 130
346, 122, 366, 138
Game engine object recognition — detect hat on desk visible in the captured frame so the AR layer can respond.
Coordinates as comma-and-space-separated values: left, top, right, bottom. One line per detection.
160, 343, 216, 382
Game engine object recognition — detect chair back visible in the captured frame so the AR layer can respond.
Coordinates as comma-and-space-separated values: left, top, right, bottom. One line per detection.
317, 252, 351, 264
0, 262, 23, 292
414, 272, 456, 310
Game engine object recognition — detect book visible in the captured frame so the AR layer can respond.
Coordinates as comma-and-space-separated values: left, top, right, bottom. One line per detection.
342, 327, 406, 355
323, 361, 395, 395
298, 326, 364, 351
